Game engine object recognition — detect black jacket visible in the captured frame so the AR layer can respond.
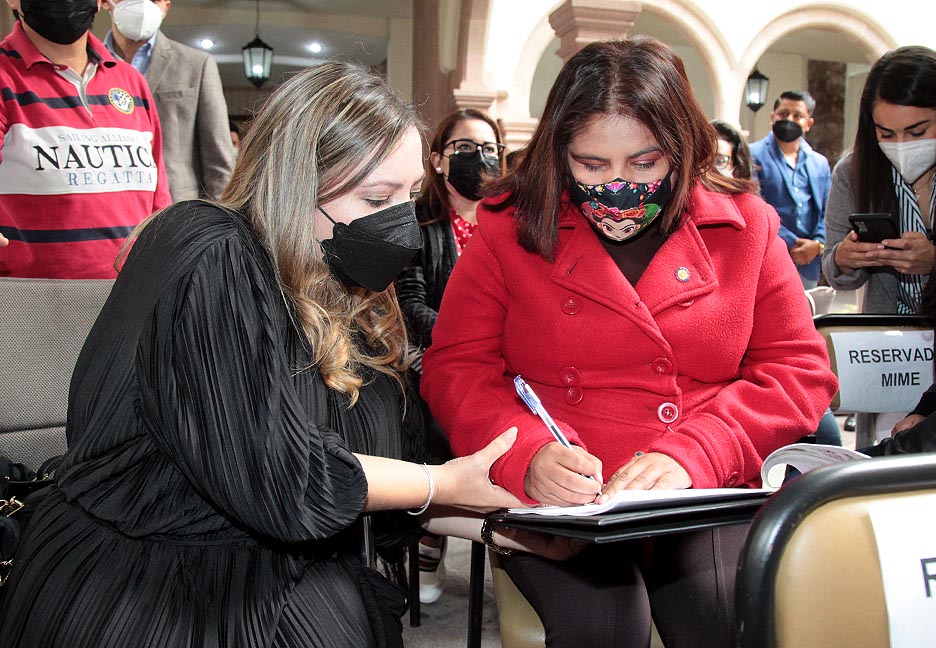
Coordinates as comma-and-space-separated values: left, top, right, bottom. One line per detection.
394, 203, 459, 360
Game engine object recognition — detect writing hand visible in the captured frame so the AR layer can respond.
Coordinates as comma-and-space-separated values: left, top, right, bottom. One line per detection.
525, 442, 603, 506
596, 452, 691, 503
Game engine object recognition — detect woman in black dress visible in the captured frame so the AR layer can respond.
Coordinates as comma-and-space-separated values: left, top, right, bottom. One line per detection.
0, 62, 525, 648
394, 108, 504, 604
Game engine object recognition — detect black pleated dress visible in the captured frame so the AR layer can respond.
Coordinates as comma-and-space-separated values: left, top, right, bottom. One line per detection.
0, 202, 412, 648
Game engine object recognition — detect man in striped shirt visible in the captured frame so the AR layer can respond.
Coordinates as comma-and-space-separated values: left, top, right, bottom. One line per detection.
0, 0, 171, 278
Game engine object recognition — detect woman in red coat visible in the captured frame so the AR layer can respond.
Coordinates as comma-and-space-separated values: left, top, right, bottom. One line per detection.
420, 37, 838, 648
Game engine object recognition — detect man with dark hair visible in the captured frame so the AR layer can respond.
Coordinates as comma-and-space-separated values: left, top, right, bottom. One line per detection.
0, 0, 171, 278
750, 89, 832, 289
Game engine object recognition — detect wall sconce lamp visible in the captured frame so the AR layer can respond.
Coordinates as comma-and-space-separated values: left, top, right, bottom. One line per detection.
744, 68, 770, 112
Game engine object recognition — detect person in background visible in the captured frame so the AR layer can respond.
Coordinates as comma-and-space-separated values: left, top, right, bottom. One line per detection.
750, 90, 832, 289
821, 46, 936, 447
394, 108, 505, 604
0, 61, 584, 648
230, 119, 242, 151
822, 46, 936, 314
711, 119, 755, 181
866, 257, 936, 455
103, 0, 234, 201
0, 0, 171, 278
421, 37, 836, 648
721, 117, 841, 446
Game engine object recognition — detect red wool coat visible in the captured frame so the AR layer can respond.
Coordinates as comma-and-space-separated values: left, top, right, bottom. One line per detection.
420, 183, 838, 504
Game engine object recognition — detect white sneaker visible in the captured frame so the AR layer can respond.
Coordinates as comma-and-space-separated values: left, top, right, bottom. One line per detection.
418, 540, 447, 604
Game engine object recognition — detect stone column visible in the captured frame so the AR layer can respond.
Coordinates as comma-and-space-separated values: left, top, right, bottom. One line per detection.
500, 118, 539, 154
548, 0, 642, 62
807, 60, 847, 167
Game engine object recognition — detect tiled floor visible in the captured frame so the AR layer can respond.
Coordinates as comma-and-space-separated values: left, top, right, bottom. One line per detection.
401, 537, 501, 648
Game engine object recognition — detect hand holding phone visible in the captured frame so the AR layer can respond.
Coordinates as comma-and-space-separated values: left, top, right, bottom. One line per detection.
848, 213, 899, 244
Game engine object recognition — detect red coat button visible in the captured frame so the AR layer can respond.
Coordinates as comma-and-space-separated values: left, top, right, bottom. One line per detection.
561, 298, 581, 315
565, 386, 583, 404
560, 366, 581, 385
657, 402, 678, 423
725, 472, 740, 487
652, 358, 673, 375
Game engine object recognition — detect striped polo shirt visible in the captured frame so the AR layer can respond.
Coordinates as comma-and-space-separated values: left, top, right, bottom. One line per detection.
0, 22, 171, 278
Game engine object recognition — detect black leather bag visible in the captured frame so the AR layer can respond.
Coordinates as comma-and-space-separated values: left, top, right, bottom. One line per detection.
0, 456, 59, 586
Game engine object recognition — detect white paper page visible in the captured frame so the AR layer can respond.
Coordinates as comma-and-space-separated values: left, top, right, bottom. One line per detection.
760, 443, 870, 489
508, 488, 771, 517
868, 496, 936, 647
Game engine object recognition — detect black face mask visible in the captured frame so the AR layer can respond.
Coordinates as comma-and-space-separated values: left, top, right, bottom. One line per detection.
446, 152, 501, 201
319, 201, 422, 292
19, 0, 98, 45
772, 120, 804, 143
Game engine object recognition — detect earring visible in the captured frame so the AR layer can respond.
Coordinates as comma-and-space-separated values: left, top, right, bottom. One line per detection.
435, 167, 443, 173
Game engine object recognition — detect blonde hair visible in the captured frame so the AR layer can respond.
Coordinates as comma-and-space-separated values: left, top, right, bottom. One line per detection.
217, 63, 422, 403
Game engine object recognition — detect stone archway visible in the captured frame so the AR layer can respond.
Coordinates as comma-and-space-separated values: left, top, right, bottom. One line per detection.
495, 0, 737, 150
737, 6, 896, 159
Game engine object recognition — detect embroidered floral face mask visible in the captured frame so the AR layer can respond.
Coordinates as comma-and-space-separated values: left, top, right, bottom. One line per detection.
568, 176, 673, 242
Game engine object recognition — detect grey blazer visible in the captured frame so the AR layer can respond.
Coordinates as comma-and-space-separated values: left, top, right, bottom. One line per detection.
821, 150, 899, 314
146, 32, 234, 201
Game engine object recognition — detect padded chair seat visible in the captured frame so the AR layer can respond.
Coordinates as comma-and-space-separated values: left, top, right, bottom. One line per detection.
0, 277, 114, 469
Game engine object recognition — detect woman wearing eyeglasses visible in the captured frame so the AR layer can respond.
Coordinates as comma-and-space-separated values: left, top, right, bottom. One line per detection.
394, 108, 505, 604
711, 120, 756, 182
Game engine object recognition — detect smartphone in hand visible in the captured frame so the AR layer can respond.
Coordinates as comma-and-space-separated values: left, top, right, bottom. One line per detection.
848, 213, 899, 244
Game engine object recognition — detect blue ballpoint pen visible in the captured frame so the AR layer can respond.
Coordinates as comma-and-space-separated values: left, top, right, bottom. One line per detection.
514, 375, 573, 448
514, 375, 602, 490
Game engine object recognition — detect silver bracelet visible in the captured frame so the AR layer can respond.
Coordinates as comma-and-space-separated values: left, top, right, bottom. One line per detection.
407, 463, 434, 516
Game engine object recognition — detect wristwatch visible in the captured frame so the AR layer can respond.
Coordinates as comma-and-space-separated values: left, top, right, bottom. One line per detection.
481, 516, 513, 556
815, 240, 826, 254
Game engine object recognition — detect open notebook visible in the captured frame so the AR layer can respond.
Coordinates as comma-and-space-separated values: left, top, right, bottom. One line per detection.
507, 443, 870, 517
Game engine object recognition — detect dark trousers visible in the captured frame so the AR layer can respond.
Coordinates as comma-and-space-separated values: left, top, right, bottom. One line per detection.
503, 523, 750, 648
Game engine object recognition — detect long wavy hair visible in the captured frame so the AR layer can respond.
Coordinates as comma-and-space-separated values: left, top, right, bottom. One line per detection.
853, 46, 936, 217
419, 109, 504, 222
485, 36, 753, 260
216, 63, 422, 403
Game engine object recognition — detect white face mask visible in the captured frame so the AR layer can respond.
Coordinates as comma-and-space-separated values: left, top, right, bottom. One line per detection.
113, 0, 164, 42
878, 139, 936, 184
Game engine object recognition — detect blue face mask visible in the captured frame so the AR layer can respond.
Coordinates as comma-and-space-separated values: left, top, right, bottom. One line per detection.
568, 176, 673, 242
319, 200, 422, 292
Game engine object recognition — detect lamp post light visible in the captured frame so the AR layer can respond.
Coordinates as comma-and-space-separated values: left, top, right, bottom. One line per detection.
242, 0, 273, 88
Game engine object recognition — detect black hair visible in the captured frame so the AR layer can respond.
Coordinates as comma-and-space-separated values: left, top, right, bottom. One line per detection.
773, 90, 817, 117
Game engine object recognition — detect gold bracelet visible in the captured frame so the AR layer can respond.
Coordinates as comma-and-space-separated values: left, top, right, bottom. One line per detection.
481, 515, 513, 556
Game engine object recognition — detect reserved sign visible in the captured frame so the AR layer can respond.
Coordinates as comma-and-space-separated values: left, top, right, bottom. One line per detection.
830, 330, 934, 413
869, 495, 936, 646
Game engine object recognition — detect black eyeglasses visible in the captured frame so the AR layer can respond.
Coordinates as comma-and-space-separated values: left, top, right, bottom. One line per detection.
444, 138, 505, 160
